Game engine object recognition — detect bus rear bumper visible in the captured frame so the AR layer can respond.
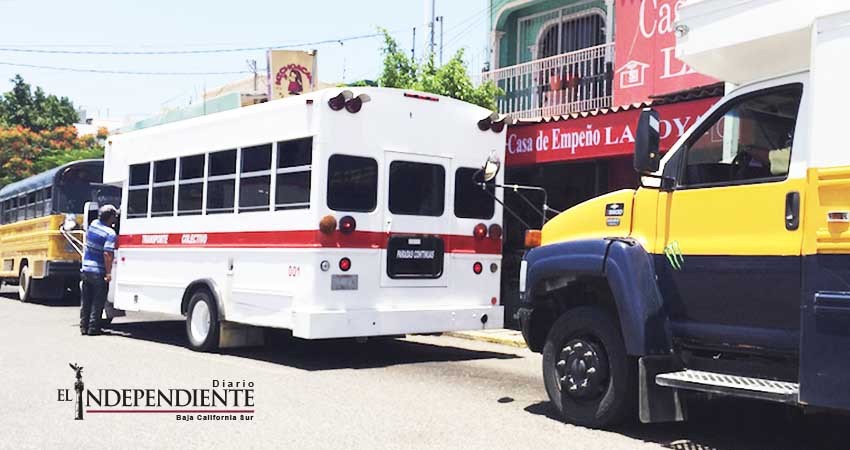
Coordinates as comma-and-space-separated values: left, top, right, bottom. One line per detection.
291, 305, 505, 339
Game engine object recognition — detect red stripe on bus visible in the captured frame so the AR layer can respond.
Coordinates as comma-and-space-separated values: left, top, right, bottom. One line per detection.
117, 230, 501, 254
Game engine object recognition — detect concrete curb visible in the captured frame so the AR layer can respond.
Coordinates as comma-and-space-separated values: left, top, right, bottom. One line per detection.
444, 330, 528, 348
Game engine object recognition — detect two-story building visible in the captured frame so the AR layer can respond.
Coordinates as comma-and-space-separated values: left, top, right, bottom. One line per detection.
484, 0, 724, 326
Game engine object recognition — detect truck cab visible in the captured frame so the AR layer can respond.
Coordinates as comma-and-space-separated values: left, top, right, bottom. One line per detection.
517, 1, 850, 428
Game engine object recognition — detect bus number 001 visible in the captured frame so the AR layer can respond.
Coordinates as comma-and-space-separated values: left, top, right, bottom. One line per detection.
288, 266, 300, 277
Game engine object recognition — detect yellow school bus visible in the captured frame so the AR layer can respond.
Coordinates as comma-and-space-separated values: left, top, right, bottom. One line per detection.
0, 160, 121, 301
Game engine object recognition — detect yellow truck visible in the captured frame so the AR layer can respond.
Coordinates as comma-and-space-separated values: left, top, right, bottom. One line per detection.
517, 1, 850, 428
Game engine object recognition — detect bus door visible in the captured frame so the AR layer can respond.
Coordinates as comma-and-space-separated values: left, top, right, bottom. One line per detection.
380, 151, 450, 288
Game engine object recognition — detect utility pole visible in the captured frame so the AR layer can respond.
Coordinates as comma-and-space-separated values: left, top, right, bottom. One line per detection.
436, 16, 444, 65
412, 27, 417, 60
246, 59, 258, 92
428, 0, 436, 56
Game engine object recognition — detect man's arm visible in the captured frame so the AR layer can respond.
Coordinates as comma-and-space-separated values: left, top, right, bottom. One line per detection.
103, 230, 117, 282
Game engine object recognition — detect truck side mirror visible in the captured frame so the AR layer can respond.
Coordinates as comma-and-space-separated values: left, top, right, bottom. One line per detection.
83, 201, 99, 231
634, 108, 661, 174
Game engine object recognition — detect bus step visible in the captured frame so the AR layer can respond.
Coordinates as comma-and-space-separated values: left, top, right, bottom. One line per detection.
655, 370, 799, 404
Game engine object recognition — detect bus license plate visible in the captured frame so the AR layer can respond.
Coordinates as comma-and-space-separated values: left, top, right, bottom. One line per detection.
331, 274, 358, 291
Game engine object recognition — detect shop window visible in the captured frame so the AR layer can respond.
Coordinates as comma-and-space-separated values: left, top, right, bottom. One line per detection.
454, 167, 495, 219
276, 138, 312, 210
327, 155, 377, 212
388, 161, 445, 216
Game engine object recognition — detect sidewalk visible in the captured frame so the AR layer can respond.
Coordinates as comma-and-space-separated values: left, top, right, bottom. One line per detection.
444, 329, 527, 348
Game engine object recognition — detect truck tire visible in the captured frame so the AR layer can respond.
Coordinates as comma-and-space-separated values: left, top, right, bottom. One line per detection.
542, 306, 636, 428
185, 288, 220, 352
18, 265, 32, 302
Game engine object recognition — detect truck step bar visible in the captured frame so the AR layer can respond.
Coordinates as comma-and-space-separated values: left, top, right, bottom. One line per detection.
655, 370, 799, 404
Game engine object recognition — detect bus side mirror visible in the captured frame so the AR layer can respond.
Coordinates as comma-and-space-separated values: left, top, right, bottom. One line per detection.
634, 108, 661, 174
83, 201, 99, 231
482, 151, 501, 182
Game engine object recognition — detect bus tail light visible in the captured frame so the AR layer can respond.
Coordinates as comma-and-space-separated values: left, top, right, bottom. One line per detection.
339, 257, 351, 272
473, 262, 483, 274
491, 297, 498, 305
477, 118, 492, 131
473, 223, 487, 240
319, 215, 337, 235
525, 229, 542, 248
328, 91, 350, 111
491, 119, 505, 133
488, 224, 502, 240
339, 216, 356, 234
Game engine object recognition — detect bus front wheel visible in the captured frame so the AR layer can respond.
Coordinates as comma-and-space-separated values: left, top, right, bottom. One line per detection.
186, 289, 220, 352
18, 266, 33, 302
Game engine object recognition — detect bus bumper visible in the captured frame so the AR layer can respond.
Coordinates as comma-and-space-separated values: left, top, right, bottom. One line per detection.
44, 260, 81, 278
290, 305, 505, 339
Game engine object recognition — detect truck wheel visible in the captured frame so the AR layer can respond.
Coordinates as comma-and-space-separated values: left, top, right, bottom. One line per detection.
18, 265, 32, 302
542, 306, 636, 428
185, 288, 220, 352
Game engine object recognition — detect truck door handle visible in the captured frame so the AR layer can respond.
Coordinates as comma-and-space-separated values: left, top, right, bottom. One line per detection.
785, 191, 800, 231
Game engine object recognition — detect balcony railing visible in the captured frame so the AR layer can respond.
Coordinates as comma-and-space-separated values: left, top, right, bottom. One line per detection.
482, 43, 615, 119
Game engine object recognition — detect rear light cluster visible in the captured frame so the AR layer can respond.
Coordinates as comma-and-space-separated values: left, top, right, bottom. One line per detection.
328, 90, 371, 113
473, 223, 502, 240
318, 215, 358, 273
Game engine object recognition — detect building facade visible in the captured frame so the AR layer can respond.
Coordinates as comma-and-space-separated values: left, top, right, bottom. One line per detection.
483, 0, 724, 326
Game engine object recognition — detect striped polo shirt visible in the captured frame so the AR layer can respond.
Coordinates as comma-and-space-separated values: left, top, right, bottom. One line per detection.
81, 219, 117, 274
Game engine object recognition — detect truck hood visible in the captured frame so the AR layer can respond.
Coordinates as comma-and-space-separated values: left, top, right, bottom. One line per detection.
541, 189, 636, 246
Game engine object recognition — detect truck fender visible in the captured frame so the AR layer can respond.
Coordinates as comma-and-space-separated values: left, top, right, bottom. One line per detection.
524, 238, 671, 356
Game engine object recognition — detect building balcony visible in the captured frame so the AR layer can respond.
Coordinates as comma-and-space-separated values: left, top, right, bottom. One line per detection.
482, 43, 614, 119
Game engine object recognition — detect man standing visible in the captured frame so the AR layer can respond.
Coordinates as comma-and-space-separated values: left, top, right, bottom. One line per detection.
80, 205, 118, 336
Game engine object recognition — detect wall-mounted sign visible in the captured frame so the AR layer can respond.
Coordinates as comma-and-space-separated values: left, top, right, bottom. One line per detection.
505, 97, 718, 166
613, 0, 717, 106
267, 50, 317, 100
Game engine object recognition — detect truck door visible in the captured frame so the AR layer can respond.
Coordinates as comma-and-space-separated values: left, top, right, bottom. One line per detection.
657, 84, 805, 356
381, 151, 450, 288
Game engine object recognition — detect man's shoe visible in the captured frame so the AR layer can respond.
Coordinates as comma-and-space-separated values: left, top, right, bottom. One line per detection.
87, 328, 102, 336
80, 327, 88, 335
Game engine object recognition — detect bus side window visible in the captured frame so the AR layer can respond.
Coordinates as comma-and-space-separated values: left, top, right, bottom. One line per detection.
43, 187, 52, 216
207, 149, 237, 214
454, 167, 495, 220
276, 137, 312, 210
151, 159, 176, 217
327, 155, 378, 212
178, 154, 204, 216
127, 162, 151, 218
239, 143, 273, 213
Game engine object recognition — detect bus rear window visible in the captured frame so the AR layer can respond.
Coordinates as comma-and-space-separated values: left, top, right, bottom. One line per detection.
327, 155, 377, 212
454, 167, 494, 219
389, 161, 445, 216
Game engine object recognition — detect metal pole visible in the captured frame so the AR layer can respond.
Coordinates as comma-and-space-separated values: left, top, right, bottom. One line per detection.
412, 27, 417, 60
438, 16, 444, 65
429, 0, 436, 56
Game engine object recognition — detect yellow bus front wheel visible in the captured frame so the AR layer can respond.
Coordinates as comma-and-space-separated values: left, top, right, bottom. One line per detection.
18, 265, 32, 303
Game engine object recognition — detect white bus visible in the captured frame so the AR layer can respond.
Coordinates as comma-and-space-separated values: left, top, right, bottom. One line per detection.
101, 88, 506, 351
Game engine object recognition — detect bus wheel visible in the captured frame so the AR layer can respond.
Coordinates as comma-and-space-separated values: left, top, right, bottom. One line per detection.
18, 266, 33, 303
542, 306, 635, 429
186, 289, 220, 352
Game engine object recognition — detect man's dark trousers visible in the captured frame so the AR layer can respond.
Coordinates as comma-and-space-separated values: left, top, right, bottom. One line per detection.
80, 272, 107, 334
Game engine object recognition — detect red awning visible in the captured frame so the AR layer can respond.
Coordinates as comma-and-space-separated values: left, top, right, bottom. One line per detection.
506, 97, 720, 167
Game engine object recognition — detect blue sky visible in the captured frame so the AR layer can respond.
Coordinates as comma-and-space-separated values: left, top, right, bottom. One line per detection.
0, 0, 490, 121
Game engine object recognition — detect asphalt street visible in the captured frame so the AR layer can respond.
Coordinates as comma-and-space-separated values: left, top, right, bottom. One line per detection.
0, 290, 848, 450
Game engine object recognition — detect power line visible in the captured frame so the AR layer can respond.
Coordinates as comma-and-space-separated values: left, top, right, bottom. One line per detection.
0, 31, 394, 56
0, 61, 251, 76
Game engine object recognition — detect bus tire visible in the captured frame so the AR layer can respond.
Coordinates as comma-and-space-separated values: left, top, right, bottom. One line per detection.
18, 265, 33, 303
542, 306, 636, 429
185, 288, 220, 352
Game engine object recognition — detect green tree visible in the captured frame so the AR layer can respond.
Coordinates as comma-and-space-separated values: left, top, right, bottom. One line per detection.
377, 30, 502, 111
0, 75, 78, 131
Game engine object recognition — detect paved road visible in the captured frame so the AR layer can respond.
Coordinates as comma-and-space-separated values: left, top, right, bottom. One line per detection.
0, 291, 847, 450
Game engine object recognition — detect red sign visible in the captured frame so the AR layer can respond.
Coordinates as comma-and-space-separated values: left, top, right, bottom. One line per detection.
505, 97, 718, 166
613, 0, 717, 106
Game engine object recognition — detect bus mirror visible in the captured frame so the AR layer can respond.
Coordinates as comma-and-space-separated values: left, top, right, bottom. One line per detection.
61, 214, 77, 232
634, 108, 661, 174
482, 152, 501, 182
